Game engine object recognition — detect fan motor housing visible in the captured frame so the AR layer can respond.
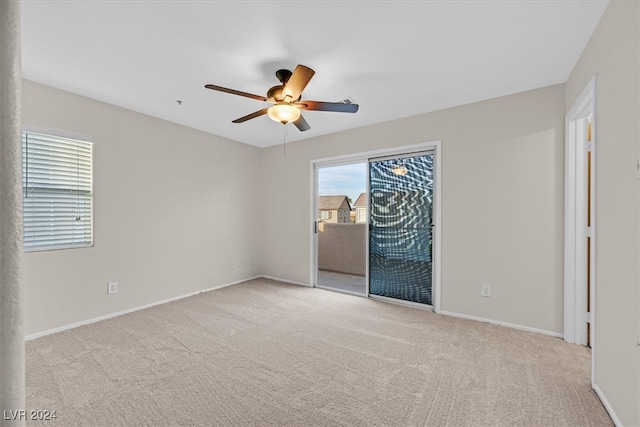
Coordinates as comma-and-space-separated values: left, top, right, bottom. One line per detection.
275, 69, 292, 83
267, 85, 284, 102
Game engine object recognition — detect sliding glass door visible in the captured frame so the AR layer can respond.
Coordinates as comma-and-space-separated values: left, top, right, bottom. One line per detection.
368, 153, 434, 305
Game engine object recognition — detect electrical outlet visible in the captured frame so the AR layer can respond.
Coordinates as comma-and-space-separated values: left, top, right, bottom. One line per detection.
107, 282, 118, 294
481, 284, 491, 298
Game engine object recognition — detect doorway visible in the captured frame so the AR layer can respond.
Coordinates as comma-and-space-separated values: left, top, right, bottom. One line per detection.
564, 77, 596, 385
311, 142, 442, 312
315, 162, 367, 296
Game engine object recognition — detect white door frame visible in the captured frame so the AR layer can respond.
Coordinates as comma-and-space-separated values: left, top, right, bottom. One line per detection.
310, 141, 442, 313
311, 158, 370, 298
564, 77, 596, 379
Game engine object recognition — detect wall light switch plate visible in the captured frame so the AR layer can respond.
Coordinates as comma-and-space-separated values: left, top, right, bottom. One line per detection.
107, 282, 118, 294
481, 284, 491, 298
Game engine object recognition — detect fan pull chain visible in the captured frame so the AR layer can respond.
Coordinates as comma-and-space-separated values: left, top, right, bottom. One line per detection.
282, 124, 287, 156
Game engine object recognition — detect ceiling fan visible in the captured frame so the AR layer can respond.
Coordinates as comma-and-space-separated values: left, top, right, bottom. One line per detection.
205, 64, 358, 132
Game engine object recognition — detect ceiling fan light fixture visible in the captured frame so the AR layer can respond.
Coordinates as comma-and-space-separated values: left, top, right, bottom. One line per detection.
267, 103, 300, 124
205, 64, 358, 132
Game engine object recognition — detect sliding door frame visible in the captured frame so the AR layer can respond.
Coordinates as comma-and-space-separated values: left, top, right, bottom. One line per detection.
310, 140, 442, 313
368, 150, 436, 308
311, 158, 370, 297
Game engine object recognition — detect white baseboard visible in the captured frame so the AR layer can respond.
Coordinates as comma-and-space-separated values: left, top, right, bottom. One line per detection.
25, 277, 563, 344
439, 310, 563, 339
266, 281, 560, 339
260, 275, 312, 288
25, 276, 261, 341
593, 383, 622, 426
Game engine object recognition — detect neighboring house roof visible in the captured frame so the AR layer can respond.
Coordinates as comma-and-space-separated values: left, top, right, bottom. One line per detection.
353, 193, 367, 208
318, 195, 352, 211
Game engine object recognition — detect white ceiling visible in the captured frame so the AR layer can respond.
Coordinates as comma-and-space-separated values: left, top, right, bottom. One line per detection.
21, 0, 609, 148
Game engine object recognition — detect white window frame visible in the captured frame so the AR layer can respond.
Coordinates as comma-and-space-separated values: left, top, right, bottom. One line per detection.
22, 129, 94, 252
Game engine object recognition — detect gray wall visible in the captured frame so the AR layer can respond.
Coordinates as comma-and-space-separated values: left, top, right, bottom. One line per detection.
22, 81, 262, 335
565, 1, 640, 424
261, 84, 565, 336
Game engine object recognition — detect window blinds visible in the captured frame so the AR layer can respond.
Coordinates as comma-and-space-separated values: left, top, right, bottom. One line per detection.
22, 131, 93, 251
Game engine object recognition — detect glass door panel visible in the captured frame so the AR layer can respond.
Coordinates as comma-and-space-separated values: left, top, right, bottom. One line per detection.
369, 153, 433, 305
315, 163, 367, 295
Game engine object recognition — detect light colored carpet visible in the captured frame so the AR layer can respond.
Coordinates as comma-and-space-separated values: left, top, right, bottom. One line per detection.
26, 278, 612, 426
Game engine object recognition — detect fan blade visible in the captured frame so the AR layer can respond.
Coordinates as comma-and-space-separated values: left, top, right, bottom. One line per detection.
296, 100, 359, 113
282, 65, 315, 101
293, 114, 310, 132
205, 84, 267, 102
232, 108, 268, 123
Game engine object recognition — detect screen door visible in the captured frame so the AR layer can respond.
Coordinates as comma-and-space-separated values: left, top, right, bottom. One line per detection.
368, 152, 434, 305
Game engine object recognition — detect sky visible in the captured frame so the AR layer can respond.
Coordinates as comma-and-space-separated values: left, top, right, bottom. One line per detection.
318, 162, 366, 203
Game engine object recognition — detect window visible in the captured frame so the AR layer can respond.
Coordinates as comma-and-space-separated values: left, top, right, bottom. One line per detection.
22, 130, 93, 251
318, 210, 331, 220
357, 208, 366, 223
